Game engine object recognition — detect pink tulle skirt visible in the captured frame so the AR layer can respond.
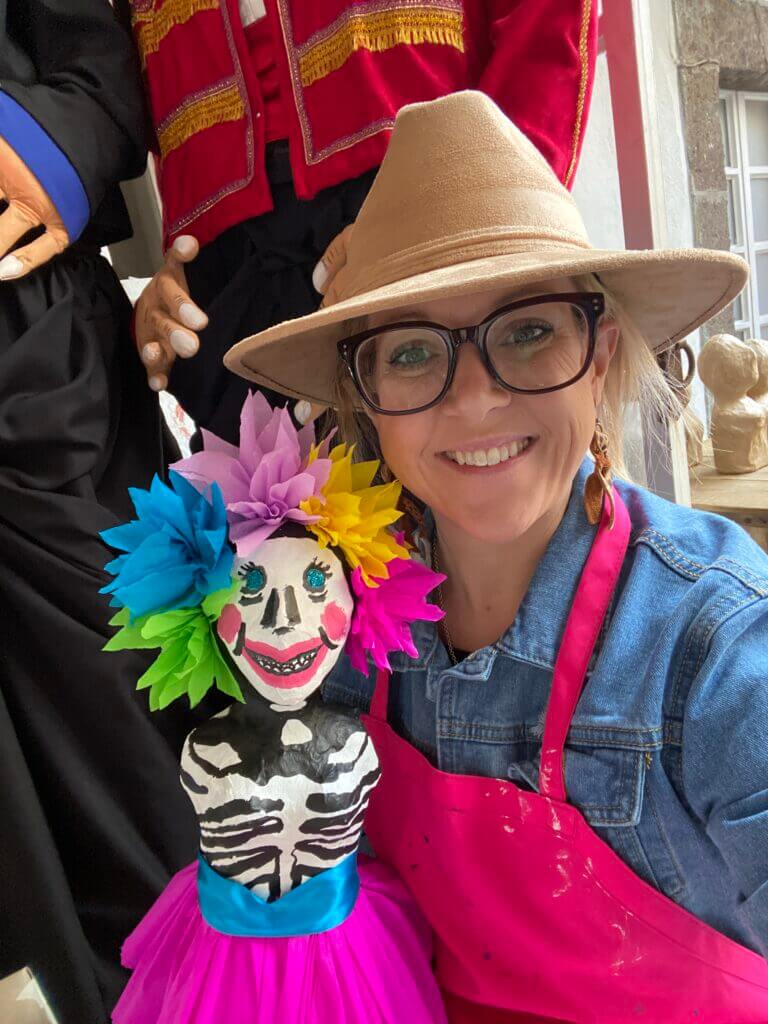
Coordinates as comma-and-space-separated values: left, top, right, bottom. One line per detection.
112, 856, 446, 1023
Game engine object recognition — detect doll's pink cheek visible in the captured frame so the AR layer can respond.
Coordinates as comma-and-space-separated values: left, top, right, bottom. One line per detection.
217, 604, 242, 645
322, 602, 348, 642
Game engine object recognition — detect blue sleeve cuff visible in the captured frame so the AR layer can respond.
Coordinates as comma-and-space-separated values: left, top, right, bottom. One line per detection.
0, 90, 90, 242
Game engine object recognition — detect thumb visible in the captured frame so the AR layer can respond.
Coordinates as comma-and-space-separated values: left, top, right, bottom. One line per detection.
169, 234, 199, 264
312, 223, 354, 298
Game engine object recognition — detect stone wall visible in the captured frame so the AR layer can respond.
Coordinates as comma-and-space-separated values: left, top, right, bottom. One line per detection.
673, 0, 768, 335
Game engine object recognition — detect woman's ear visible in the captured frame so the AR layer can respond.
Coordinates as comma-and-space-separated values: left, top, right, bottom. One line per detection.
591, 318, 619, 405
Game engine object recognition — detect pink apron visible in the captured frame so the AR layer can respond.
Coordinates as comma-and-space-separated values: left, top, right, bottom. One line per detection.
362, 491, 768, 1022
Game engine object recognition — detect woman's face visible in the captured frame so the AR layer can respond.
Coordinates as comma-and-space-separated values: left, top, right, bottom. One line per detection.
216, 536, 354, 706
366, 277, 618, 544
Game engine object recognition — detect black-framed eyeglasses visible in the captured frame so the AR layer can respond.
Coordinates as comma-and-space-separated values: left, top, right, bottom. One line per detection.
338, 292, 606, 415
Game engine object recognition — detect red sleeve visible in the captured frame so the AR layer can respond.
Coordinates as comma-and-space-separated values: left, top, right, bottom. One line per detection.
477, 0, 598, 189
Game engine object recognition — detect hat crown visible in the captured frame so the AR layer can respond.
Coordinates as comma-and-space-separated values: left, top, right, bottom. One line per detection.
335, 91, 592, 301
226, 91, 748, 409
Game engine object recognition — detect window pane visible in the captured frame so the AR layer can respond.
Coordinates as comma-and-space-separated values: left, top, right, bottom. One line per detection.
746, 100, 768, 166
756, 251, 768, 315
719, 98, 732, 166
751, 177, 768, 242
736, 281, 755, 332
728, 178, 744, 245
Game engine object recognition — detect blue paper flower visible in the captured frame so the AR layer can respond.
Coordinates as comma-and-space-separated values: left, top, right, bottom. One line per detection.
101, 471, 234, 619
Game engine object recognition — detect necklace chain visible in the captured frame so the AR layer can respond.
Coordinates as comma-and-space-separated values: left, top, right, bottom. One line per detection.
431, 538, 458, 666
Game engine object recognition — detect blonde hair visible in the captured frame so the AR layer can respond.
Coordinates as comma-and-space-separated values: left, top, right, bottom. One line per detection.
330, 273, 687, 482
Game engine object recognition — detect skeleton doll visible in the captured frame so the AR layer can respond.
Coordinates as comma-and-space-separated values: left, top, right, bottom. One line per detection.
103, 393, 447, 1024
183, 534, 380, 903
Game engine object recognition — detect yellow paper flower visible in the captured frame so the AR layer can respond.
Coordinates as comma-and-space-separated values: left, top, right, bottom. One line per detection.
300, 444, 408, 582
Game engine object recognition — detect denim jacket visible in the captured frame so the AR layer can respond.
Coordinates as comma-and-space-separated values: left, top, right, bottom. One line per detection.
323, 459, 768, 957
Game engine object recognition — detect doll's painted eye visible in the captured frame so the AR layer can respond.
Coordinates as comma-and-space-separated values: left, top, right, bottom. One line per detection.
303, 561, 330, 599
238, 562, 266, 596
246, 567, 266, 591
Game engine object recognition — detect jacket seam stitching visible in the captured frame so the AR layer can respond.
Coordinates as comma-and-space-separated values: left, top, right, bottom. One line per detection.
669, 590, 764, 719
635, 528, 768, 596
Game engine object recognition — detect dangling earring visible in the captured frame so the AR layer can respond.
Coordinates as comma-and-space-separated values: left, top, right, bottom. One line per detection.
394, 491, 425, 553
583, 418, 615, 528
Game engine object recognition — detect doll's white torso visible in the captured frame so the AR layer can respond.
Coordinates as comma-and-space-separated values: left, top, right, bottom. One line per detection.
180, 698, 380, 901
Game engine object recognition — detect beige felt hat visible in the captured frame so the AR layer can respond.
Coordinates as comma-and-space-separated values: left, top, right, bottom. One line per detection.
225, 90, 748, 406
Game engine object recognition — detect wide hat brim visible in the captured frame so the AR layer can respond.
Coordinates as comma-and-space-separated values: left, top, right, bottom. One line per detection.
225, 244, 748, 406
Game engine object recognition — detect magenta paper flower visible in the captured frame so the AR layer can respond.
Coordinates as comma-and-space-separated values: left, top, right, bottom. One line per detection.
172, 392, 331, 557
346, 557, 446, 674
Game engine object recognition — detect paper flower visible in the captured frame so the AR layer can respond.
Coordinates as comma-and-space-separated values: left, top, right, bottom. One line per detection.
105, 583, 243, 709
100, 471, 233, 619
172, 391, 331, 557
300, 444, 408, 583
346, 558, 445, 673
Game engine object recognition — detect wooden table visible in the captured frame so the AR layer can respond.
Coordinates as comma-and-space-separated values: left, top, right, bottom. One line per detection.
690, 440, 768, 551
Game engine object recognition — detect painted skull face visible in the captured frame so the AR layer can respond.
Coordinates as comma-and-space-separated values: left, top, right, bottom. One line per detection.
216, 536, 353, 707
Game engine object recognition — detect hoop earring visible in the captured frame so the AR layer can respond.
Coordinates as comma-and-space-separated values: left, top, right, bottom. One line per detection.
583, 419, 616, 528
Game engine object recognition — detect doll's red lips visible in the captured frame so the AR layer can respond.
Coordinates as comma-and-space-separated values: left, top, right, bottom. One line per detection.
242, 636, 329, 685
244, 644, 321, 676
245, 636, 322, 663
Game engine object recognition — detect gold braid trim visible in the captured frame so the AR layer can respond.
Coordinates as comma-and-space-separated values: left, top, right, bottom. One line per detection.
299, 7, 464, 88
564, 0, 592, 188
133, 0, 220, 66
158, 83, 245, 158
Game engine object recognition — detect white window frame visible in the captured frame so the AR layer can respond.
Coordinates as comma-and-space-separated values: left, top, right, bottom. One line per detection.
719, 89, 768, 341
601, 0, 692, 505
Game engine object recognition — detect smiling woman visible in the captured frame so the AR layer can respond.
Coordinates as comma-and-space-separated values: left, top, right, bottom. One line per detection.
224, 92, 768, 1022
336, 272, 675, 476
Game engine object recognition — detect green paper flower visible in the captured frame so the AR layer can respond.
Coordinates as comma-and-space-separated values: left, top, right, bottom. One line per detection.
105, 581, 244, 710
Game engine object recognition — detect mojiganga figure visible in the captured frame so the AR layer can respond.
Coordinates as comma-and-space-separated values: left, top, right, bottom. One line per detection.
101, 392, 447, 1024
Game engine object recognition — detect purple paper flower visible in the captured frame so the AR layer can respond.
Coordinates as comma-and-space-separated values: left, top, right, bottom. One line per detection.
346, 558, 445, 674
172, 392, 331, 557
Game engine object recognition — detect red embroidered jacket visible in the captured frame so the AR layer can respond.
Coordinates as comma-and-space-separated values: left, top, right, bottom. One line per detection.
121, 0, 597, 249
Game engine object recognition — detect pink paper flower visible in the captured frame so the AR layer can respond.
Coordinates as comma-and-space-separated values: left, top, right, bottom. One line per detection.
346, 557, 446, 674
171, 392, 331, 557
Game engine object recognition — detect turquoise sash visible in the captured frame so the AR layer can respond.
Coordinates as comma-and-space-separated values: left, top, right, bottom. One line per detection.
197, 852, 360, 937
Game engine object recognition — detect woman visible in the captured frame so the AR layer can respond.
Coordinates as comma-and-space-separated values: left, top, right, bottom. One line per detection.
224, 92, 768, 1021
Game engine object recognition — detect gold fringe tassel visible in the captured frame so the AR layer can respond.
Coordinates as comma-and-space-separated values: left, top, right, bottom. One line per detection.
564, 0, 592, 188
299, 9, 464, 88
133, 0, 220, 66
158, 83, 245, 158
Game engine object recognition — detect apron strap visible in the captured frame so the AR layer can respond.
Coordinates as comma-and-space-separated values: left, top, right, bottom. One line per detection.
369, 669, 391, 722
539, 489, 631, 802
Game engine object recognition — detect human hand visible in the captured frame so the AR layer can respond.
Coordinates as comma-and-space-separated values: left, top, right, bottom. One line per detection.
0, 135, 69, 280
134, 235, 208, 391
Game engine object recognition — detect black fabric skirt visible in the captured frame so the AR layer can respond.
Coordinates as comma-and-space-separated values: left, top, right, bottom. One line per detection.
0, 252, 224, 1023
174, 142, 377, 445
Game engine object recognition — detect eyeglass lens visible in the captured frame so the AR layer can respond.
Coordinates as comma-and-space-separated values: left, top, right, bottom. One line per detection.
354, 300, 591, 413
